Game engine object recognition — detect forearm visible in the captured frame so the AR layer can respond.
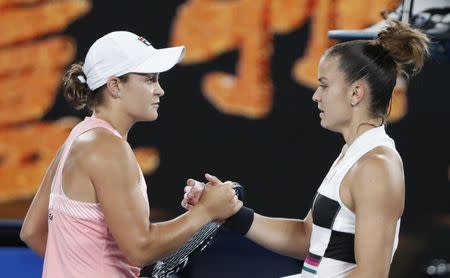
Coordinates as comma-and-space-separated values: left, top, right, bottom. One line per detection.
246, 213, 310, 259
345, 267, 388, 278
137, 206, 212, 266
345, 268, 366, 278
20, 148, 59, 257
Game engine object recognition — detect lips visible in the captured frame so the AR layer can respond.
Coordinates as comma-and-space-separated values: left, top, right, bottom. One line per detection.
318, 107, 324, 117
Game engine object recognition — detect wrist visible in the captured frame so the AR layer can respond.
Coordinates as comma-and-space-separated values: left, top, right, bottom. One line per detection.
226, 206, 254, 235
190, 203, 213, 225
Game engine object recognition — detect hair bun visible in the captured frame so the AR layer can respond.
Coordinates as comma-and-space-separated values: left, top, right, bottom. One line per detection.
376, 20, 430, 75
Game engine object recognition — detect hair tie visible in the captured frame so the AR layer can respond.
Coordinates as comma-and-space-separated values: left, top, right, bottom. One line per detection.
77, 75, 86, 83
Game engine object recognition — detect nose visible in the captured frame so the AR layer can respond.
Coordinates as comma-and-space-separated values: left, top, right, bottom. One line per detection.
155, 82, 165, 97
312, 88, 320, 103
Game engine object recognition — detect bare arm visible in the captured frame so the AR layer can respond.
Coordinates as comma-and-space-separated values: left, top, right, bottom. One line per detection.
20, 147, 63, 257
246, 210, 312, 259
346, 151, 405, 278
89, 133, 241, 267
182, 179, 313, 260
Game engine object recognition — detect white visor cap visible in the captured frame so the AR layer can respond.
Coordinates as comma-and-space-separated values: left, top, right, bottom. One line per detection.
83, 31, 185, 90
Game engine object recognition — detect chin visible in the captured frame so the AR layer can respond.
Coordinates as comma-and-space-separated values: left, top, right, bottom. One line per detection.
319, 119, 328, 129
320, 120, 337, 133
136, 112, 158, 122
147, 113, 158, 121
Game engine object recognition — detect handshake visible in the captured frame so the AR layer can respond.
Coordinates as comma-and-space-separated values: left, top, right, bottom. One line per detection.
180, 173, 254, 235
181, 174, 243, 209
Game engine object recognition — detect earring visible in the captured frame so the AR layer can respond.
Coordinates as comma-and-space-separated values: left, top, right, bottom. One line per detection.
351, 101, 356, 107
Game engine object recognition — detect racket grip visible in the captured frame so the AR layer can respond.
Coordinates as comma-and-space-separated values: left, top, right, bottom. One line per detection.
226, 182, 254, 235
232, 182, 245, 201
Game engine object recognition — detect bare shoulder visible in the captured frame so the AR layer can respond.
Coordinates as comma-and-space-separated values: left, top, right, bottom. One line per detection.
73, 128, 138, 179
355, 146, 404, 186
349, 146, 405, 214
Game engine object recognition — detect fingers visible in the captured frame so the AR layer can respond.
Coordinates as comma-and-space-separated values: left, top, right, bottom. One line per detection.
181, 200, 192, 210
184, 185, 199, 195
181, 199, 195, 210
193, 181, 205, 191
182, 180, 204, 211
224, 181, 234, 189
184, 190, 202, 202
186, 179, 205, 191
181, 199, 188, 210
186, 178, 196, 187
205, 173, 221, 185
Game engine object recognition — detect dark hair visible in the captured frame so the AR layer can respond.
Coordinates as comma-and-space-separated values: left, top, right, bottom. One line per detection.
324, 20, 429, 122
62, 62, 130, 111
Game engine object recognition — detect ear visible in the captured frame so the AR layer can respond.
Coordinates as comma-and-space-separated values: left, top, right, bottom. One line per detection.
350, 83, 366, 107
106, 76, 121, 98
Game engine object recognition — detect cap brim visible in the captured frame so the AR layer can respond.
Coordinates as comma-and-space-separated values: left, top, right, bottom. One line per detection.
131, 46, 186, 73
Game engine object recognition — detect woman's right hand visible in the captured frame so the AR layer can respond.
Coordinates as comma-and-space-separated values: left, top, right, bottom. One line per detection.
187, 174, 242, 221
200, 174, 242, 221
181, 174, 235, 210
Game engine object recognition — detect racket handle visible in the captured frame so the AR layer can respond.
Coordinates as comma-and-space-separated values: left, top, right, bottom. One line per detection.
232, 182, 245, 201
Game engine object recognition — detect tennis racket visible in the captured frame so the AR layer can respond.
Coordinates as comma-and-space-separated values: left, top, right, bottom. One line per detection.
139, 183, 245, 278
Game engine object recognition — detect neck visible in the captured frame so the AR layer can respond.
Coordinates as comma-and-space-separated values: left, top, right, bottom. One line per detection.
91, 109, 134, 140
341, 114, 382, 145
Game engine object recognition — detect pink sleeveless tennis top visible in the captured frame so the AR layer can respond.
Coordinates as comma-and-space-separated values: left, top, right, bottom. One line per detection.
42, 116, 149, 278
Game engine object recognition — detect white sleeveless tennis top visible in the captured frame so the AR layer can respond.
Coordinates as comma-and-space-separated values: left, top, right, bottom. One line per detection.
300, 126, 401, 277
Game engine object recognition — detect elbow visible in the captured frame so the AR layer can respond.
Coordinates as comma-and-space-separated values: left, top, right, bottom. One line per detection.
125, 236, 157, 268
127, 250, 151, 269
128, 252, 156, 268
20, 228, 40, 248
19, 226, 47, 257
121, 224, 168, 268
19, 227, 33, 246
127, 255, 147, 268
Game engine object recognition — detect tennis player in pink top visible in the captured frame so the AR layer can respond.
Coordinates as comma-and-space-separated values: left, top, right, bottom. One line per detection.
20, 31, 242, 278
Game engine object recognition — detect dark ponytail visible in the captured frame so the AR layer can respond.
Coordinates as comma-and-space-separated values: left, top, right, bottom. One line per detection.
62, 62, 103, 111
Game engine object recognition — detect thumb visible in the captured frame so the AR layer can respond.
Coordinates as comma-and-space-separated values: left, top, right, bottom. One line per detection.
205, 173, 221, 185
